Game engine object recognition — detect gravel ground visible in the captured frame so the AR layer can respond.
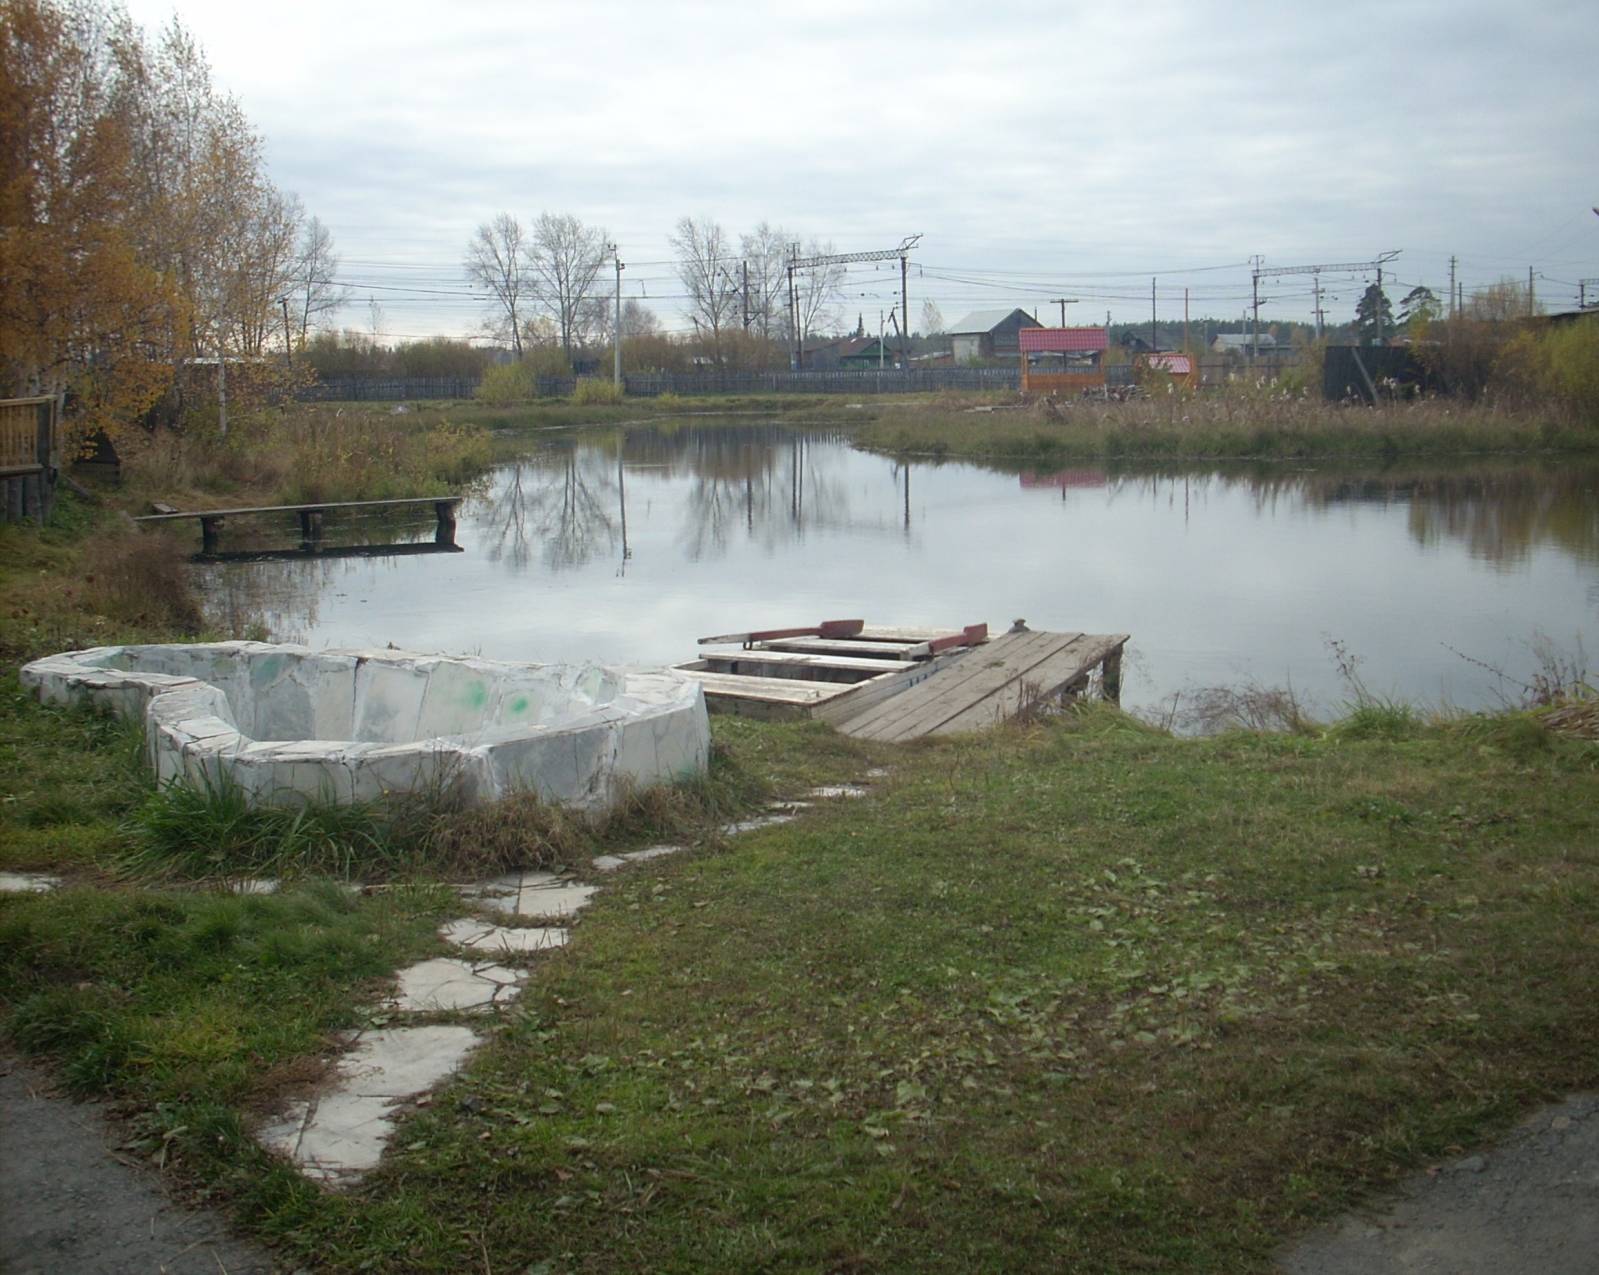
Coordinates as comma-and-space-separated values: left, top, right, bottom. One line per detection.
0, 1055, 278, 1275
1281, 1094, 1599, 1274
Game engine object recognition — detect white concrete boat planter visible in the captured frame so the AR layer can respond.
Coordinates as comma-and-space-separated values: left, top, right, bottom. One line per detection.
20, 642, 710, 812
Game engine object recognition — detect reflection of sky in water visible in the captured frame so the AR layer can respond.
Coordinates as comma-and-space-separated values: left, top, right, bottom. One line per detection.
195, 429, 1599, 719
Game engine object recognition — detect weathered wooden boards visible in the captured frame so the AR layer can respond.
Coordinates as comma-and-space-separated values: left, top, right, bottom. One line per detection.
673, 619, 1128, 741
674, 622, 982, 722
832, 630, 1129, 742
136, 496, 462, 555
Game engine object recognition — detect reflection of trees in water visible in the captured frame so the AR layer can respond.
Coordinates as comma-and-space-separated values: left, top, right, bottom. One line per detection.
1098, 462, 1599, 568
195, 556, 339, 642
480, 449, 617, 571
672, 429, 855, 561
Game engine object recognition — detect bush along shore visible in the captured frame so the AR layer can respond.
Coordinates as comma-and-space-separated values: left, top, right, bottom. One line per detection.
0, 391, 1594, 1272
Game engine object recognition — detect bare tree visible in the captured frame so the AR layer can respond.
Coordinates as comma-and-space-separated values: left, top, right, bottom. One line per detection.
290, 215, 351, 344
620, 298, 661, 337
671, 215, 740, 365
920, 299, 945, 337
793, 238, 844, 341
464, 213, 530, 356
739, 222, 790, 340
529, 212, 609, 360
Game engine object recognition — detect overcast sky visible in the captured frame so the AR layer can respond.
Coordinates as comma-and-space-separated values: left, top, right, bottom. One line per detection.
124, 0, 1599, 341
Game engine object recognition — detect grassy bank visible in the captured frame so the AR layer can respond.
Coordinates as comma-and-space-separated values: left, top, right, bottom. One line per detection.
833, 389, 1598, 465
4, 679, 1596, 1271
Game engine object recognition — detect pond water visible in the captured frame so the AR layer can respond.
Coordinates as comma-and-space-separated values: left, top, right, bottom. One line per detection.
197, 423, 1599, 722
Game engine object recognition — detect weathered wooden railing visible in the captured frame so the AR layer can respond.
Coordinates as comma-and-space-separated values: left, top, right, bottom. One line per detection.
135, 496, 463, 557
1, 396, 61, 524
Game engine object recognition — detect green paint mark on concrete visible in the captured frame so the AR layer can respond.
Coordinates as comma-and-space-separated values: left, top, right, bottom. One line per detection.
251, 655, 283, 686
466, 680, 489, 710
509, 694, 530, 715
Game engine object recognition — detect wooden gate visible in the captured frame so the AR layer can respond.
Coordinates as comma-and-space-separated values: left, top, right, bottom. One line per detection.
1, 396, 61, 524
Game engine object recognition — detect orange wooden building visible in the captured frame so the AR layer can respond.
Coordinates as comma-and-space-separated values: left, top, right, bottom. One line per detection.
1018, 326, 1108, 395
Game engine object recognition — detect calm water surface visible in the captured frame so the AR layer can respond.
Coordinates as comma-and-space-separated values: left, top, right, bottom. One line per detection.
198, 424, 1599, 719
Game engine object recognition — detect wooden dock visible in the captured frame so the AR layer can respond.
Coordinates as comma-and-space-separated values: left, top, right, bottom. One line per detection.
136, 496, 462, 556
674, 620, 1127, 741
834, 629, 1126, 741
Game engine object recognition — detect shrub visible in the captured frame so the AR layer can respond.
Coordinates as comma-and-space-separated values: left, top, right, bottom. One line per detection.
571, 377, 624, 405
475, 361, 536, 404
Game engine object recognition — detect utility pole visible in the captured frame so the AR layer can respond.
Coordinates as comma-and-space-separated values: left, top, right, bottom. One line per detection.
1150, 277, 1158, 353
1249, 255, 1263, 366
1448, 255, 1457, 319
900, 253, 910, 368
879, 310, 885, 370
612, 245, 624, 388
1184, 287, 1190, 354
1376, 258, 1386, 344
1528, 266, 1536, 315
279, 297, 293, 366
1255, 251, 1399, 347
1312, 275, 1324, 338
787, 244, 800, 370
788, 234, 922, 371
1580, 279, 1599, 309
742, 260, 750, 331
1048, 297, 1078, 326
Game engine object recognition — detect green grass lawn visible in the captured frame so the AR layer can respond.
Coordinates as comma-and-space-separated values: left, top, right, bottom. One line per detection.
3, 695, 1595, 1273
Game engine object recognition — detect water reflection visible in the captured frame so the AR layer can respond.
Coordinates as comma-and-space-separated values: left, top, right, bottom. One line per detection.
193, 424, 1598, 717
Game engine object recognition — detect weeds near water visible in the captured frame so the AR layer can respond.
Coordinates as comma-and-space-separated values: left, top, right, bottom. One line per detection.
120, 769, 406, 882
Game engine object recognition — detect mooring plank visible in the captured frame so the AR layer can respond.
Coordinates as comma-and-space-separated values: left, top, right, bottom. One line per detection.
754, 637, 927, 658
861, 632, 1076, 742
929, 634, 1128, 736
838, 631, 1067, 740
135, 495, 460, 521
855, 625, 971, 643
810, 647, 972, 726
701, 650, 917, 676
673, 670, 845, 705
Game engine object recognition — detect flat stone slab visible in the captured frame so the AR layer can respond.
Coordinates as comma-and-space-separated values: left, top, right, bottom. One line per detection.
467, 871, 599, 919
387, 957, 523, 1012
807, 783, 869, 799
438, 918, 568, 954
592, 845, 685, 874
0, 873, 61, 894
257, 1025, 480, 1184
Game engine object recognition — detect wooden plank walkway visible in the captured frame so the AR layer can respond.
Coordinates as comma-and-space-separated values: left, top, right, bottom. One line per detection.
834, 629, 1128, 742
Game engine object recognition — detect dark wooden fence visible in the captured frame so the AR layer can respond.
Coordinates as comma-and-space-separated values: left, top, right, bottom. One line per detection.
1, 395, 60, 524
295, 367, 1026, 402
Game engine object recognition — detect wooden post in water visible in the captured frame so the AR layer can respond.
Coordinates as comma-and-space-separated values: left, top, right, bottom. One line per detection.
434, 499, 458, 546
201, 515, 224, 555
298, 508, 323, 545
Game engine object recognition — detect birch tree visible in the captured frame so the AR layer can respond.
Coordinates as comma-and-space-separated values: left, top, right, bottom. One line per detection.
291, 215, 351, 344
670, 215, 739, 365
464, 213, 530, 356
529, 212, 609, 360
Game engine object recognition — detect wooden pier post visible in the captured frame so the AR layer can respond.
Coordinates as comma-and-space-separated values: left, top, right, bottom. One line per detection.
200, 515, 224, 555
434, 499, 458, 546
1102, 648, 1123, 704
298, 508, 324, 544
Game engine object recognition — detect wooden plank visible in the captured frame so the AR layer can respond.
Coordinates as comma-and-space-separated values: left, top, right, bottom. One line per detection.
862, 632, 1074, 743
838, 631, 1067, 741
674, 669, 844, 705
929, 634, 1128, 736
698, 618, 863, 646
811, 646, 975, 726
701, 650, 916, 677
839, 631, 1062, 735
754, 636, 927, 658
134, 496, 460, 522
855, 625, 973, 643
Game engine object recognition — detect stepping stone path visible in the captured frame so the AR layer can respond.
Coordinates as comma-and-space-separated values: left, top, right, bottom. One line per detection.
0, 779, 888, 1187
0, 872, 60, 894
